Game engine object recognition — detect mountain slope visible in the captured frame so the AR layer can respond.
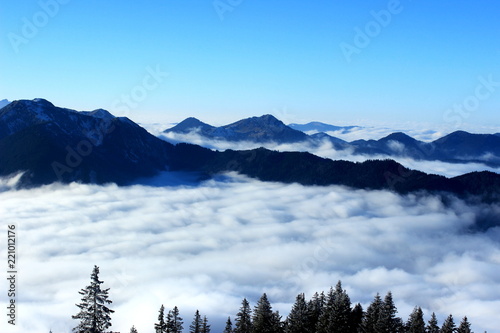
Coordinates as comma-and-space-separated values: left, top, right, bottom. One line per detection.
166, 116, 500, 167
202, 148, 500, 201
1, 99, 499, 206
165, 114, 308, 143
432, 131, 500, 160
0, 99, 176, 186
289, 121, 361, 133
166, 117, 215, 135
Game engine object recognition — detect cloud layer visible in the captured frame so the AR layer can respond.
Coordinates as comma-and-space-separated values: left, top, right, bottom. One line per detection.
158, 129, 500, 178
1, 173, 499, 333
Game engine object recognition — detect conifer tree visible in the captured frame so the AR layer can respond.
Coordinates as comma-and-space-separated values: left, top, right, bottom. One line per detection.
307, 292, 325, 329
426, 312, 440, 333
406, 307, 425, 333
155, 305, 167, 333
316, 287, 335, 333
457, 316, 472, 333
360, 293, 382, 333
252, 293, 279, 333
286, 293, 312, 333
271, 311, 284, 333
234, 298, 252, 333
72, 265, 114, 333
331, 281, 352, 332
202, 315, 211, 333
166, 309, 174, 332
440, 315, 456, 333
130, 325, 138, 333
190, 310, 202, 333
350, 303, 364, 333
316, 281, 352, 333
376, 291, 401, 332
223, 317, 233, 333
168, 306, 184, 333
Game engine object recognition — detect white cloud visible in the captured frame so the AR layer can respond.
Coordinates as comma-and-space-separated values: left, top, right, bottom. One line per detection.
156, 130, 500, 178
1, 174, 499, 333
386, 140, 406, 154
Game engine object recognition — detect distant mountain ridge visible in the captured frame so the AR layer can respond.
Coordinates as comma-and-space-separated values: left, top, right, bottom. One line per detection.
0, 99, 10, 109
166, 116, 500, 167
289, 121, 362, 134
1, 99, 500, 211
165, 114, 308, 143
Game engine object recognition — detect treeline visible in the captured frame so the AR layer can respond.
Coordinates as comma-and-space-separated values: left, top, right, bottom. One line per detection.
70, 266, 477, 333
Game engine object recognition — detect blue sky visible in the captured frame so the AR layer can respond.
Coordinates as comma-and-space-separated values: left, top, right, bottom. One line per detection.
1, 0, 499, 128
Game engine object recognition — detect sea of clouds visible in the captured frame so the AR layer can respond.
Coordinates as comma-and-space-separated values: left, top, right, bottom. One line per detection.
1, 172, 499, 333
156, 128, 500, 178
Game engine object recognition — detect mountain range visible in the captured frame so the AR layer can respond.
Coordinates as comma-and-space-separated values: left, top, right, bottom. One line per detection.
1, 99, 500, 207
165, 115, 500, 167
288, 121, 362, 134
165, 115, 309, 143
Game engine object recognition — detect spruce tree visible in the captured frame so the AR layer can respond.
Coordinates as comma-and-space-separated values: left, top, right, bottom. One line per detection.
406, 307, 425, 333
202, 315, 211, 333
168, 306, 184, 333
457, 317, 472, 333
376, 291, 401, 332
316, 281, 352, 333
440, 315, 456, 333
155, 305, 167, 333
190, 310, 202, 333
234, 298, 252, 333
271, 311, 284, 333
286, 293, 311, 333
307, 292, 325, 330
223, 317, 233, 333
316, 287, 334, 333
72, 265, 114, 333
350, 303, 364, 333
130, 325, 138, 333
360, 293, 382, 333
252, 293, 278, 333
426, 312, 440, 333
166, 309, 174, 332
331, 281, 352, 332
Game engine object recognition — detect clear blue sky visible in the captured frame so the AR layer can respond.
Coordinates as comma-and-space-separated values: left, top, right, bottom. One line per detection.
1, 0, 499, 127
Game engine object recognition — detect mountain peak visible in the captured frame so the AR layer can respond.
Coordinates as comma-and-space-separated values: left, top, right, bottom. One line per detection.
81, 108, 115, 121
164, 117, 214, 134
32, 98, 54, 106
1, 99, 56, 121
226, 114, 285, 129
380, 132, 417, 144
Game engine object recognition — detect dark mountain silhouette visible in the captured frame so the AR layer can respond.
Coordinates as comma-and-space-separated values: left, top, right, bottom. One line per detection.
0, 99, 175, 186
432, 131, 500, 160
288, 121, 361, 133
165, 114, 308, 143
166, 117, 500, 167
1, 99, 499, 208
167, 117, 215, 136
